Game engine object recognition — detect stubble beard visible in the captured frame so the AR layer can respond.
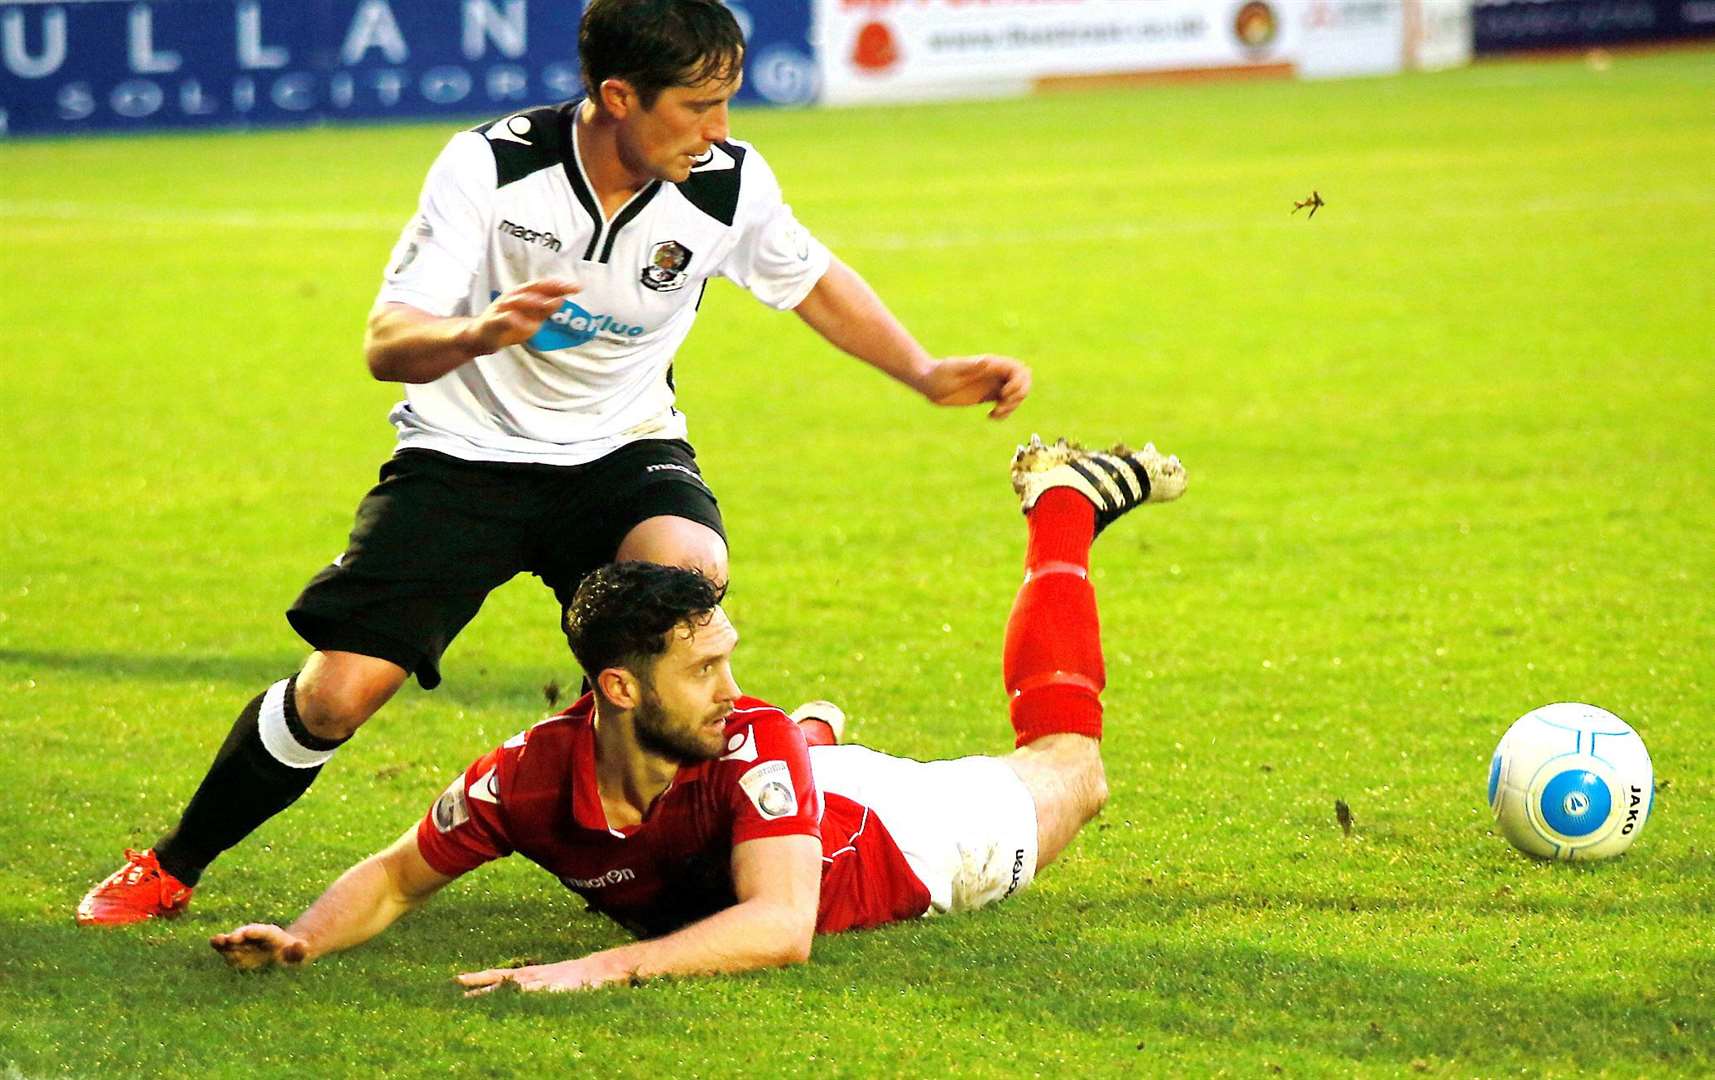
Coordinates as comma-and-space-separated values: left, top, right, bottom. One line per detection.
633, 687, 723, 763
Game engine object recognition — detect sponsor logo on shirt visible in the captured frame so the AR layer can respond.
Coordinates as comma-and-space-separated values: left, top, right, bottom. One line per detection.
561, 867, 637, 890
498, 219, 563, 253
492, 292, 648, 350
641, 240, 693, 293
739, 760, 798, 820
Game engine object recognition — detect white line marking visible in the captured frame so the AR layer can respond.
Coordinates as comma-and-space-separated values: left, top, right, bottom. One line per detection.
0, 199, 399, 233
2, 187, 1710, 250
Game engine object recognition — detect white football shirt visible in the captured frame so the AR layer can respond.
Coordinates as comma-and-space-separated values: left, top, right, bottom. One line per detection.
376, 102, 832, 465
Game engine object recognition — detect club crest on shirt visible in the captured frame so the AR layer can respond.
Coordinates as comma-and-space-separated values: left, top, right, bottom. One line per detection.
738, 760, 797, 820
431, 777, 470, 833
641, 240, 694, 293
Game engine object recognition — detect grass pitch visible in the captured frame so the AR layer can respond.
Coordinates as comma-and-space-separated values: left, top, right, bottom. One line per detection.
3, 49, 1714, 1077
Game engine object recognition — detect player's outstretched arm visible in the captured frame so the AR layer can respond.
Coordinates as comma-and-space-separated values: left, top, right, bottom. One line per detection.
793, 257, 1031, 419
456, 833, 821, 996
210, 828, 454, 972
362, 276, 581, 384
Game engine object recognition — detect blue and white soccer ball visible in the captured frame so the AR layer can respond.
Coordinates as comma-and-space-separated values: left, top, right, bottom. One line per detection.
1488, 702, 1654, 861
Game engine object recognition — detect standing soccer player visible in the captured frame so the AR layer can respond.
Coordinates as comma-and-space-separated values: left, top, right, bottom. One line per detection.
78, 0, 1030, 925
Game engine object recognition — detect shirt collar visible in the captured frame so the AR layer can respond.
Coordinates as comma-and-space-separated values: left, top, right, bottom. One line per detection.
568, 696, 698, 838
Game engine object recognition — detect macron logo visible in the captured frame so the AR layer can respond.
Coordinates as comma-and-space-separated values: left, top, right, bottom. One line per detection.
499, 220, 562, 253
562, 868, 636, 890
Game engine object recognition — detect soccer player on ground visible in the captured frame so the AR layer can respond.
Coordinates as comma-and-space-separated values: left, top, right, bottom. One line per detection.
206, 438, 1186, 991
78, 0, 1030, 924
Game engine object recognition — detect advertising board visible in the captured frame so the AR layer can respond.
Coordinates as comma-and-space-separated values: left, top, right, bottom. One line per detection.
0, 0, 815, 138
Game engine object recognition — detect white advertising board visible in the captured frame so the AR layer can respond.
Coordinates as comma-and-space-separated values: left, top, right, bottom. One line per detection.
1296, 0, 1473, 79
1406, 0, 1475, 71
1296, 0, 1406, 78
813, 0, 1302, 105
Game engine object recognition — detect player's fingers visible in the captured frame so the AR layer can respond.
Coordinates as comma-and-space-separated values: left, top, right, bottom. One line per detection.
211, 924, 270, 946
511, 277, 581, 306
523, 275, 581, 297
458, 971, 517, 997
988, 362, 1032, 418
210, 946, 262, 973
493, 291, 565, 319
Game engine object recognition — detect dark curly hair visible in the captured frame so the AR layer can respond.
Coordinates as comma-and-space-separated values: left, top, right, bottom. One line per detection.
563, 562, 727, 689
580, 0, 745, 109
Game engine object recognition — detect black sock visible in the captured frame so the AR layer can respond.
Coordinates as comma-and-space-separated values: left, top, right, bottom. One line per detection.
154, 675, 346, 886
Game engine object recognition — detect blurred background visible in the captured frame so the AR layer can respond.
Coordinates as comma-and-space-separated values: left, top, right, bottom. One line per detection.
4, 0, 1713, 139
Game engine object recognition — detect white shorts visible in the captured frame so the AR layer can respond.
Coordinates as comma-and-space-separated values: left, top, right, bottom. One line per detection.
808, 745, 1040, 916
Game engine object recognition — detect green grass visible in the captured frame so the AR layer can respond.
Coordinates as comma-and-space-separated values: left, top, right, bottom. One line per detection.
3, 49, 1714, 1077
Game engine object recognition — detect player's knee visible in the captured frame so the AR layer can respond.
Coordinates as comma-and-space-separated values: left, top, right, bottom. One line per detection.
1083, 758, 1110, 823
616, 517, 728, 587
294, 684, 375, 742
294, 656, 403, 741
683, 543, 727, 589
674, 529, 728, 587
1062, 741, 1108, 826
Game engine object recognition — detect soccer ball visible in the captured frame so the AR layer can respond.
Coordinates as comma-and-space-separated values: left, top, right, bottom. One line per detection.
1488, 702, 1654, 860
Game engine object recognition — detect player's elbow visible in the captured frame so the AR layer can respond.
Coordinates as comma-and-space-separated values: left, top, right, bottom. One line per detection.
363, 315, 404, 382
767, 905, 816, 967
774, 929, 813, 967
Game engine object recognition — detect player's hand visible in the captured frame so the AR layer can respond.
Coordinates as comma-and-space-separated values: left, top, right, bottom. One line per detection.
917, 355, 1032, 419
464, 276, 582, 354
456, 956, 625, 997
209, 924, 309, 971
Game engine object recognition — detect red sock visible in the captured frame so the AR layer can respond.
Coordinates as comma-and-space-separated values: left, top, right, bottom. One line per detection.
1004, 490, 1104, 747
797, 719, 838, 747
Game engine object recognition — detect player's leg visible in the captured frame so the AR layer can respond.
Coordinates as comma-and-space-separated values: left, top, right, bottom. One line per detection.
1002, 436, 1186, 868
78, 452, 537, 925
614, 515, 728, 584
150, 652, 408, 870
76, 651, 411, 926
790, 701, 846, 747
540, 438, 729, 641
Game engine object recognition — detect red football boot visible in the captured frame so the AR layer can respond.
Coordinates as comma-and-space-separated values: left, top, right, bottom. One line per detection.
76, 849, 194, 926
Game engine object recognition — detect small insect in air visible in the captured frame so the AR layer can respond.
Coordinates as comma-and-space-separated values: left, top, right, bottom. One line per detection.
1293, 191, 1325, 218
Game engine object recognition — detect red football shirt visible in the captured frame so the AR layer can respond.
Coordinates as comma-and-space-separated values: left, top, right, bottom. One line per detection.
415, 694, 931, 937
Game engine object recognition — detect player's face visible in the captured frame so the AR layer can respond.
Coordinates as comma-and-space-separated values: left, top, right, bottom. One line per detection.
632, 608, 742, 762
615, 65, 743, 184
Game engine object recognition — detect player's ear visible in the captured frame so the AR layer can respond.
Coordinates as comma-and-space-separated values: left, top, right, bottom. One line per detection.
597, 667, 641, 710
597, 77, 637, 118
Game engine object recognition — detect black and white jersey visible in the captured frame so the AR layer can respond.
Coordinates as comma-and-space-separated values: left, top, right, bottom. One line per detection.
376, 102, 832, 465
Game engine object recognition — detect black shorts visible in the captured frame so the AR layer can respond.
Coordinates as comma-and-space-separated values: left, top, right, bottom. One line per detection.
286, 440, 723, 689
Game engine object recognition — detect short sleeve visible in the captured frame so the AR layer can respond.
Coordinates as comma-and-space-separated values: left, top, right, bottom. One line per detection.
376, 131, 497, 317
716, 152, 831, 311
415, 747, 514, 877
725, 714, 822, 845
